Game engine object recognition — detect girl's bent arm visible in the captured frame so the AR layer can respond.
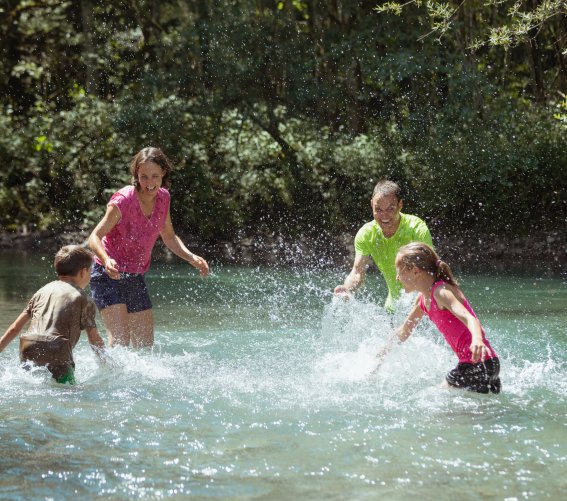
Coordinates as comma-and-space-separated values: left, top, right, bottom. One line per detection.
434, 287, 490, 362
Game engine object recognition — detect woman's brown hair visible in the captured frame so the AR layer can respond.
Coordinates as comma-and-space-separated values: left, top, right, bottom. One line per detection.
130, 147, 172, 190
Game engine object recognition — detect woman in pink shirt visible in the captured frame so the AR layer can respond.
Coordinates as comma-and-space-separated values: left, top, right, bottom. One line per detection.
88, 147, 209, 348
376, 242, 501, 394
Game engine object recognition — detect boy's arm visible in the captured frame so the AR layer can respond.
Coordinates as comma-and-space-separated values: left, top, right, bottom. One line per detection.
85, 327, 119, 368
376, 302, 424, 361
85, 327, 106, 357
0, 311, 31, 353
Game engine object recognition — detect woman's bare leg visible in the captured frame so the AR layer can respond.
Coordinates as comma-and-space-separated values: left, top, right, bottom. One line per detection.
128, 309, 154, 348
100, 304, 130, 347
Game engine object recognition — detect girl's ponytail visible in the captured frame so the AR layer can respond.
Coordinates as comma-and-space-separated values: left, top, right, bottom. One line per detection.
434, 259, 458, 287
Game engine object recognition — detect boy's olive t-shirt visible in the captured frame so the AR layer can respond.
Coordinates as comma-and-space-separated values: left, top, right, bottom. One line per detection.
20, 280, 97, 365
354, 213, 432, 310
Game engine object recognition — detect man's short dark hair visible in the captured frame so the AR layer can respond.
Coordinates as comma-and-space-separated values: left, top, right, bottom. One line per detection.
372, 180, 402, 200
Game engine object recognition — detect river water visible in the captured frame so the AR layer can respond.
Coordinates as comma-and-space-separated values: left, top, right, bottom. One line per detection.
0, 251, 565, 500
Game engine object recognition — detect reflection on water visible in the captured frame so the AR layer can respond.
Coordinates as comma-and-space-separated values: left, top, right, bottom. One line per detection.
0, 252, 566, 500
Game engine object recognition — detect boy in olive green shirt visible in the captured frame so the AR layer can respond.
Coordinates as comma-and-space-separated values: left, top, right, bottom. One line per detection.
335, 180, 432, 310
0, 245, 108, 384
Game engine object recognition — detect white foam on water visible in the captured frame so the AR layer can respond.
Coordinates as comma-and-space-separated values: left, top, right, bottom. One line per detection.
0, 272, 565, 501
2, 280, 564, 417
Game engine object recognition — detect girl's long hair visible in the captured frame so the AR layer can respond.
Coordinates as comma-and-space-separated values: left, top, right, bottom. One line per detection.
396, 242, 458, 286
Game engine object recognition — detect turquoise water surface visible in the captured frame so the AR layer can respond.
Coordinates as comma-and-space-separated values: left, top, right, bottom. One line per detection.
0, 251, 565, 500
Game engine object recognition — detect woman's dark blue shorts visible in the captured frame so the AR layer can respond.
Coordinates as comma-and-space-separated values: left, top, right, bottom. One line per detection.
90, 263, 152, 313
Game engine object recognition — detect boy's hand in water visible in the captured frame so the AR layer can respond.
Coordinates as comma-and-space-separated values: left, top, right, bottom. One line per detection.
93, 346, 120, 369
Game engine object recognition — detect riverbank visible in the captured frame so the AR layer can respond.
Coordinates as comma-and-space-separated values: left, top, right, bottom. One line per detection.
0, 229, 565, 276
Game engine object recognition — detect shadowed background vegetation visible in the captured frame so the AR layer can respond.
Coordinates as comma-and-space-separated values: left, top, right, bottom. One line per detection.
0, 1, 565, 261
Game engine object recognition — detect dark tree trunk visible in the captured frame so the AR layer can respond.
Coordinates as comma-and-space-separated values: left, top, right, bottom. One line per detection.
80, 0, 98, 95
196, 0, 213, 91
527, 0, 546, 102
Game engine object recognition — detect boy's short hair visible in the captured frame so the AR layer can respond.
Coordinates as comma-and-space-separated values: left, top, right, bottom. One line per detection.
54, 245, 94, 276
372, 180, 402, 201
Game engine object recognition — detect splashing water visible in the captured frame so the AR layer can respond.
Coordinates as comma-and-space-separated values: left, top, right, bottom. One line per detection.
0, 255, 565, 499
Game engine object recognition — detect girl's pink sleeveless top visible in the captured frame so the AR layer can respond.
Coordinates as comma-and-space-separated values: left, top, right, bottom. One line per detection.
95, 186, 170, 274
419, 280, 497, 363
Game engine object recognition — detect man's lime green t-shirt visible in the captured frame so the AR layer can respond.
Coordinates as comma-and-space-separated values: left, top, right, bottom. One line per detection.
354, 213, 432, 310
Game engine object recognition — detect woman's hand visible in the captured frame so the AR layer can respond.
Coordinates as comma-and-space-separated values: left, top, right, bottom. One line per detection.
105, 258, 121, 280
191, 255, 209, 277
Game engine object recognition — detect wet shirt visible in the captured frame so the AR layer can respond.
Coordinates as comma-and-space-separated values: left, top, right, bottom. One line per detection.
95, 185, 170, 274
20, 280, 97, 365
354, 213, 432, 309
419, 280, 498, 363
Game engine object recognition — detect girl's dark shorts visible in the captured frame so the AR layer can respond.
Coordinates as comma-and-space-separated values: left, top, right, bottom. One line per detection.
90, 263, 152, 313
446, 357, 501, 394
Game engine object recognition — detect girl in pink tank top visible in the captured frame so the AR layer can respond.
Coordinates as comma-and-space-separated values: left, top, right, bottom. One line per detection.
376, 242, 501, 394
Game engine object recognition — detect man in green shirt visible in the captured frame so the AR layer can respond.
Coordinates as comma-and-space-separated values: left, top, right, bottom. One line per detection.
334, 180, 432, 310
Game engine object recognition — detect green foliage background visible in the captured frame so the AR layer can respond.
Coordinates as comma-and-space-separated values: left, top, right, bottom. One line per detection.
0, 1, 565, 247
